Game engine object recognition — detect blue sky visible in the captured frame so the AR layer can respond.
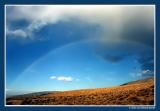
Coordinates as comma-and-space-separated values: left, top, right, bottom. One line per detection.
6, 5, 154, 95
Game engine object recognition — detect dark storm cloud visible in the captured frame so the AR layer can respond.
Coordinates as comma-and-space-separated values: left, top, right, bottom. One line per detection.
103, 55, 126, 63
94, 38, 154, 77
121, 19, 154, 48
95, 6, 154, 77
121, 20, 154, 77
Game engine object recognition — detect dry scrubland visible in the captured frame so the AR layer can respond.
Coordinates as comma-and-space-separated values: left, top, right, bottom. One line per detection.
7, 78, 154, 105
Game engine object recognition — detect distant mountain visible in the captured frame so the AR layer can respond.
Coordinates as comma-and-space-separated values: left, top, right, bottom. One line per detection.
6, 90, 34, 98
7, 91, 60, 99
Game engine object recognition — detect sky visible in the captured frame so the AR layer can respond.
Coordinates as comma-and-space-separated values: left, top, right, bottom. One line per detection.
6, 5, 154, 95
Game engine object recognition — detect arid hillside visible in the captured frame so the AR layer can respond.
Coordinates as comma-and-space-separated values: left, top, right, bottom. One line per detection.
6, 77, 154, 105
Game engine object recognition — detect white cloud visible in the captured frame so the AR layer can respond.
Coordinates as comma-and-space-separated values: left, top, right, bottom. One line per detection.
142, 69, 153, 76
6, 5, 154, 40
130, 69, 154, 78
50, 76, 56, 79
50, 76, 73, 82
142, 69, 150, 74
7, 29, 27, 38
6, 88, 11, 91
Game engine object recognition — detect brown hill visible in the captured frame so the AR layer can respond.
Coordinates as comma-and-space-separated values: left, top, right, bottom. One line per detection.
6, 77, 154, 105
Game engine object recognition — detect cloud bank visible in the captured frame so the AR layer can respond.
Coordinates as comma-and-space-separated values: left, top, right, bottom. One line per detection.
6, 5, 154, 43
6, 5, 155, 78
